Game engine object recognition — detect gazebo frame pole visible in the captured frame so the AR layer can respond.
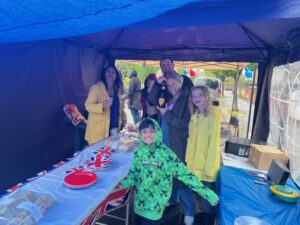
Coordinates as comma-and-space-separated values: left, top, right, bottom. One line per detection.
246, 64, 257, 139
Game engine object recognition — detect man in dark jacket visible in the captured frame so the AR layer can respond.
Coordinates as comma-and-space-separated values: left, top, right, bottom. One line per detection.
148, 57, 193, 106
157, 72, 195, 225
128, 69, 142, 123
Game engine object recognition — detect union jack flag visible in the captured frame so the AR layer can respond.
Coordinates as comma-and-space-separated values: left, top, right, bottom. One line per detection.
65, 167, 86, 175
93, 147, 114, 156
98, 185, 130, 216
81, 185, 131, 225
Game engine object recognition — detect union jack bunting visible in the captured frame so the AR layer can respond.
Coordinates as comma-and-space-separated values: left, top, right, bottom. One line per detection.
66, 156, 75, 161
1, 147, 83, 197
7, 183, 23, 193
53, 161, 65, 168
37, 170, 47, 177
26, 175, 39, 182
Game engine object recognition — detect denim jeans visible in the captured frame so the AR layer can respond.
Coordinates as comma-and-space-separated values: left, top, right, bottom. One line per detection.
161, 116, 170, 148
197, 181, 217, 214
130, 107, 141, 124
168, 187, 195, 217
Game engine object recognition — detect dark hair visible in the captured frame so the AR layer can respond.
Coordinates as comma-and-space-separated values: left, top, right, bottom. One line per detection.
142, 73, 157, 97
139, 119, 155, 132
160, 57, 174, 64
144, 73, 156, 86
100, 65, 122, 92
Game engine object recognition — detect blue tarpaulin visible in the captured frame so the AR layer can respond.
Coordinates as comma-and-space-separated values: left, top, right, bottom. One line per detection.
1, 0, 300, 192
0, 0, 195, 43
1, 1, 300, 62
219, 166, 300, 225
0, 0, 300, 44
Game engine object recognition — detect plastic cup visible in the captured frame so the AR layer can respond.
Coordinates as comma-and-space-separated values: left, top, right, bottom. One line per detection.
110, 128, 118, 136
109, 97, 113, 105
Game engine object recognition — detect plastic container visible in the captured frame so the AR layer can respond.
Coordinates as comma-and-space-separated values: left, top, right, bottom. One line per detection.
234, 216, 271, 225
0, 190, 54, 225
103, 132, 139, 152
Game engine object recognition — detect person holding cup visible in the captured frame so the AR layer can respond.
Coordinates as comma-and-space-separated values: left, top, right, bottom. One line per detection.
85, 65, 127, 145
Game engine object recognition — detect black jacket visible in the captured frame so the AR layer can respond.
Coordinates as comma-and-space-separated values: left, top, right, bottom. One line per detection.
147, 75, 193, 107
163, 87, 191, 162
162, 87, 191, 188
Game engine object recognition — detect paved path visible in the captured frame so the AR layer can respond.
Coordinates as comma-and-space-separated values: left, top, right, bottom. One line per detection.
219, 90, 254, 139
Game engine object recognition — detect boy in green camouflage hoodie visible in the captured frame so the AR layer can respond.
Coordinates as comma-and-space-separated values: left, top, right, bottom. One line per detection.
121, 118, 219, 225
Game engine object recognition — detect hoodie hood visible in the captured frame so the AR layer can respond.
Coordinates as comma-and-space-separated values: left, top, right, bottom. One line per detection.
138, 118, 163, 147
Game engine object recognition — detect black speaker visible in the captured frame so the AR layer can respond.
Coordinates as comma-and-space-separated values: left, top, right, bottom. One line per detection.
267, 159, 290, 185
225, 137, 251, 157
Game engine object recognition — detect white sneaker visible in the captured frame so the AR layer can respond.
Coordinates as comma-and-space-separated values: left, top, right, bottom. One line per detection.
184, 215, 194, 225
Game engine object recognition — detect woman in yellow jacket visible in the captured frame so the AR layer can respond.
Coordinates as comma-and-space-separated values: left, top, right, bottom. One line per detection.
185, 85, 221, 225
85, 65, 127, 145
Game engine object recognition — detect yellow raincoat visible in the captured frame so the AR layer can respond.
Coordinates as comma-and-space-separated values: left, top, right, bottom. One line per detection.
185, 107, 221, 182
85, 81, 126, 145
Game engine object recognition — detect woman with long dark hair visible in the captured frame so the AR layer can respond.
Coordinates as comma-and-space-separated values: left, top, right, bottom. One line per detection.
85, 65, 127, 145
141, 73, 159, 121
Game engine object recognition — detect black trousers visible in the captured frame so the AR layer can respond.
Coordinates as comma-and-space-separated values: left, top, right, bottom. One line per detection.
135, 214, 161, 225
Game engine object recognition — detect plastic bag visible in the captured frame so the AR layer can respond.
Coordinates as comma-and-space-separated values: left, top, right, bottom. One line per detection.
0, 190, 54, 225
103, 132, 139, 152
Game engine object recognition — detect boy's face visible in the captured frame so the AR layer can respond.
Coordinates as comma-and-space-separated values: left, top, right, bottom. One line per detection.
140, 126, 155, 146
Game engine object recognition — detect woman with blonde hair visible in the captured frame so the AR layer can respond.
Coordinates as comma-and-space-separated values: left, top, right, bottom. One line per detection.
185, 85, 221, 225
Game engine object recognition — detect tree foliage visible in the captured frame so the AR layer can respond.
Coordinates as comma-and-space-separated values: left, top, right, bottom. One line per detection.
115, 61, 258, 112
116, 61, 159, 88
206, 69, 236, 82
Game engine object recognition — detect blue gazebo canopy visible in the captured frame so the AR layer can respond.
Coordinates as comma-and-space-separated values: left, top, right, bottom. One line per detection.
1, 0, 300, 191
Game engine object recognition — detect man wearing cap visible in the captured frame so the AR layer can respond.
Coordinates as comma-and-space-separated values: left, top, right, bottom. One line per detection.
154, 68, 195, 225
128, 69, 142, 123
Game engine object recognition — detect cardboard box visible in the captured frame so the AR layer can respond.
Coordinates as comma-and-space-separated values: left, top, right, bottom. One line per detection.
249, 144, 289, 171
225, 137, 251, 158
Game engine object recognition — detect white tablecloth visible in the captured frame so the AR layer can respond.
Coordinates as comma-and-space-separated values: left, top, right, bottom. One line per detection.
221, 151, 261, 171
1, 141, 134, 225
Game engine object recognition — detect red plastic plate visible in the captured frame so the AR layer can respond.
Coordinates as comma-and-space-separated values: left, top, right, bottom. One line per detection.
64, 171, 97, 189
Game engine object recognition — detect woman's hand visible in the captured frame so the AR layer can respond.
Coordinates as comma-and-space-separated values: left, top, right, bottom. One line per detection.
157, 106, 167, 115
103, 98, 112, 109
121, 120, 127, 129
157, 76, 166, 84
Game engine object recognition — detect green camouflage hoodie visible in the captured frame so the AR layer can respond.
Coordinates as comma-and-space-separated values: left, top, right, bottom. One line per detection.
121, 119, 219, 220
